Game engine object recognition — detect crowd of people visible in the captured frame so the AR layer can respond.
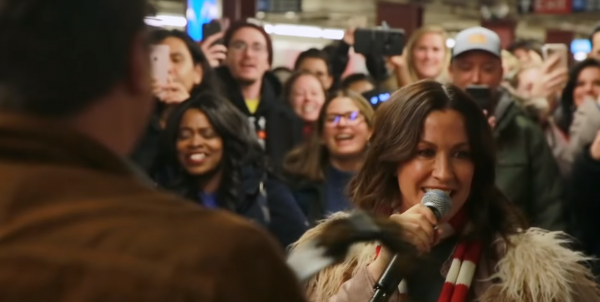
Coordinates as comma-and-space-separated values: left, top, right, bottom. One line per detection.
133, 18, 600, 299
2, 0, 600, 301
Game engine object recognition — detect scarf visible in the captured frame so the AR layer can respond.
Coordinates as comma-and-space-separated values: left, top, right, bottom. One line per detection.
375, 209, 483, 302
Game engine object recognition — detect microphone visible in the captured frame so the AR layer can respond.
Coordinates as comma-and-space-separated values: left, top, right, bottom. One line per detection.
287, 211, 418, 283
370, 190, 452, 302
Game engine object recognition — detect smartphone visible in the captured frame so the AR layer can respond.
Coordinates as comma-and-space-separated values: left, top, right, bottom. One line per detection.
465, 85, 493, 111
354, 28, 405, 56
150, 45, 170, 85
542, 43, 568, 69
202, 19, 223, 44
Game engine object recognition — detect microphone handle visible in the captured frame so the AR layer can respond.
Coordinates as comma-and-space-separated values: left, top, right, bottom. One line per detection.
370, 206, 441, 302
369, 254, 404, 302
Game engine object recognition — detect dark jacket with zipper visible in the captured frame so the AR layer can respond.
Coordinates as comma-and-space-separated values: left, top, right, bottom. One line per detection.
155, 165, 308, 249
130, 110, 161, 174
233, 166, 308, 248
214, 67, 303, 168
568, 145, 600, 276
287, 177, 326, 227
493, 89, 566, 231
286, 166, 355, 227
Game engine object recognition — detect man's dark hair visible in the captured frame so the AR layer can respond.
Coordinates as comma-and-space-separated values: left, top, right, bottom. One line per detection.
507, 39, 543, 57
223, 21, 273, 66
294, 48, 333, 76
0, 0, 149, 117
341, 73, 377, 90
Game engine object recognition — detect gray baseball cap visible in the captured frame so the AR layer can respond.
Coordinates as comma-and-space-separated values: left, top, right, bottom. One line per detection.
452, 27, 501, 58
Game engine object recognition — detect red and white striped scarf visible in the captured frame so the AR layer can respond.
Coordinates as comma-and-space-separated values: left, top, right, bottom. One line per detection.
375, 209, 483, 302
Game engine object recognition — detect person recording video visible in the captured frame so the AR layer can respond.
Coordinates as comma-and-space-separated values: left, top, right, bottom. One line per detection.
448, 27, 565, 232
291, 81, 599, 302
131, 29, 220, 174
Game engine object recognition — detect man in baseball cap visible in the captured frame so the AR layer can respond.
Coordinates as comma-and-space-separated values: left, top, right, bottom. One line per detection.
449, 27, 503, 91
448, 27, 566, 232
453, 27, 502, 59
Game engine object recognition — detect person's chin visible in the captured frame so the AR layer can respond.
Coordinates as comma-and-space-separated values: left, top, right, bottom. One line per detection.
302, 114, 318, 123
236, 74, 260, 86
420, 70, 438, 79
185, 167, 211, 177
332, 148, 362, 159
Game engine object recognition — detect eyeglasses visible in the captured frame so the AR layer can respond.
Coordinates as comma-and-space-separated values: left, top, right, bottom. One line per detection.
325, 111, 362, 126
230, 41, 267, 54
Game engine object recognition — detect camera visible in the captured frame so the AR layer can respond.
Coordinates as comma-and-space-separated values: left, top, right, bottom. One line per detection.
353, 27, 405, 56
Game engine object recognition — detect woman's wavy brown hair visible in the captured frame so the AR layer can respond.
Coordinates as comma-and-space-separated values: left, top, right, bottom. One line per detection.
348, 80, 526, 249
283, 90, 375, 182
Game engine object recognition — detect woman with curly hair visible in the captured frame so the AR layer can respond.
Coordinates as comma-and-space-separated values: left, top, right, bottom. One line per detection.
153, 92, 308, 248
292, 80, 600, 302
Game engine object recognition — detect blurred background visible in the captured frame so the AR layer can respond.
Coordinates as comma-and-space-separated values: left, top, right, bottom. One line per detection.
146, 0, 600, 74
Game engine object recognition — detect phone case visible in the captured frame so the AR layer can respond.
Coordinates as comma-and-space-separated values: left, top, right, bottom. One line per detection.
151, 45, 170, 85
542, 44, 568, 68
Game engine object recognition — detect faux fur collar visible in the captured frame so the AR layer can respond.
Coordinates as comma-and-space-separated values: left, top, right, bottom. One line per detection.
292, 212, 600, 302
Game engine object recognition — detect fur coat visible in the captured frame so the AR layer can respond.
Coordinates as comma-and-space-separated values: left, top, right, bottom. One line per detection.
293, 212, 600, 302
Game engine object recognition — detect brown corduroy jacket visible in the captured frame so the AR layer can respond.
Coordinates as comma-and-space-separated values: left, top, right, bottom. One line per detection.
0, 113, 306, 302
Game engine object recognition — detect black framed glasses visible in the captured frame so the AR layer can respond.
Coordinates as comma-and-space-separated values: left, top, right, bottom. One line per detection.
325, 111, 362, 126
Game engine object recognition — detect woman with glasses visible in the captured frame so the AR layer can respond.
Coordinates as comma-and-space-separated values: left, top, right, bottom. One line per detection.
153, 93, 308, 249
283, 90, 374, 226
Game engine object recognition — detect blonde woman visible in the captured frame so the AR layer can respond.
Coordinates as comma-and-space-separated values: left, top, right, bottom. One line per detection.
389, 26, 451, 88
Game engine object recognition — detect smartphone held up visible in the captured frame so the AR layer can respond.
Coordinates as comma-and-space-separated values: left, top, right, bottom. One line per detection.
150, 45, 170, 86
542, 43, 568, 69
465, 85, 493, 112
353, 24, 405, 57
202, 20, 223, 45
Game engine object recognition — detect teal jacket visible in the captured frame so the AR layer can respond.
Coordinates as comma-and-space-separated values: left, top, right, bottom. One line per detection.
493, 90, 566, 231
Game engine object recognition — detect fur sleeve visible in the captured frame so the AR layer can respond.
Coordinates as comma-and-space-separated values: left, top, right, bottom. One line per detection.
480, 228, 600, 302
290, 212, 379, 302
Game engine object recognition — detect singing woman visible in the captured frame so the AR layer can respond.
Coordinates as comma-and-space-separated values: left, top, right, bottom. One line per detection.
293, 80, 600, 302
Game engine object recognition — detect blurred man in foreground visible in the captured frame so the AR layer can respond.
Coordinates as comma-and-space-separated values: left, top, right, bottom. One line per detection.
0, 0, 305, 301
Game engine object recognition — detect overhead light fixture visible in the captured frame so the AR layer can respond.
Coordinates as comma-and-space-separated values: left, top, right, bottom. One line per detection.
145, 15, 187, 28
263, 23, 344, 40
322, 29, 344, 40
145, 16, 344, 40
446, 38, 456, 48
574, 51, 588, 61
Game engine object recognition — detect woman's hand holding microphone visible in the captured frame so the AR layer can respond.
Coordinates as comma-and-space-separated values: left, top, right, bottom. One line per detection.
368, 204, 444, 278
